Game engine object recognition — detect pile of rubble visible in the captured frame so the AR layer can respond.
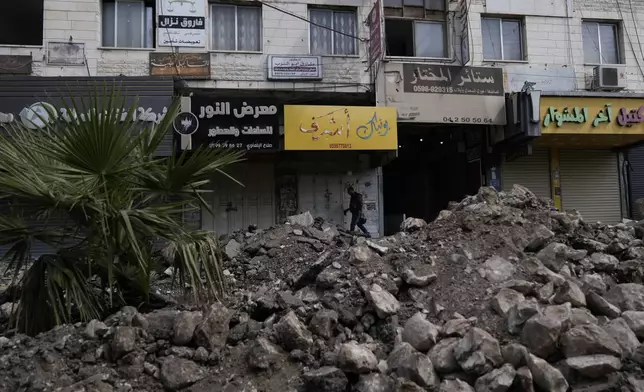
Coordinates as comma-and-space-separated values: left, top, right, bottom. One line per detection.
4, 185, 644, 391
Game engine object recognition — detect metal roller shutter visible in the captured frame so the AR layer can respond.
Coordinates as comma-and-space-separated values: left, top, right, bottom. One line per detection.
627, 145, 644, 219
559, 150, 621, 224
502, 148, 551, 199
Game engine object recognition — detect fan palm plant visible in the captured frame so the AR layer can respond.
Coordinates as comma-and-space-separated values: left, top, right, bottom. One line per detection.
0, 88, 244, 335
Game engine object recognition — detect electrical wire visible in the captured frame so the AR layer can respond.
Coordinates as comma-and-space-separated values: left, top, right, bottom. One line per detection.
255, 0, 367, 42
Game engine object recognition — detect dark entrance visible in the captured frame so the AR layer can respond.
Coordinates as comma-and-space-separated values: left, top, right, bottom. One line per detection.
383, 124, 486, 234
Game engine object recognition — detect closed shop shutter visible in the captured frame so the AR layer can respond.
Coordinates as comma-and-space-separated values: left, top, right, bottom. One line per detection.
202, 163, 275, 236
559, 150, 621, 224
298, 169, 383, 237
627, 145, 644, 219
502, 148, 551, 199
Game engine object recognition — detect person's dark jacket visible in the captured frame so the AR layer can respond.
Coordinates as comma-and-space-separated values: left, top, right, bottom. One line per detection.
349, 193, 363, 214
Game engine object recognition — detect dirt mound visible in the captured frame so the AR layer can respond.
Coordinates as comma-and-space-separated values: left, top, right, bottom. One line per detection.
3, 185, 644, 392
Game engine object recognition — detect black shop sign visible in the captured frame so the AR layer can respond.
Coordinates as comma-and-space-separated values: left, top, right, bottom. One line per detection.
177, 96, 280, 151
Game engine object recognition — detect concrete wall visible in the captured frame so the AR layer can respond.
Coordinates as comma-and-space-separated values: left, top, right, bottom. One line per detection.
0, 0, 370, 92
467, 0, 644, 92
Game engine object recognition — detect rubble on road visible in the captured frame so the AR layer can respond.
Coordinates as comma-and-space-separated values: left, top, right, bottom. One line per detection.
5, 184, 644, 391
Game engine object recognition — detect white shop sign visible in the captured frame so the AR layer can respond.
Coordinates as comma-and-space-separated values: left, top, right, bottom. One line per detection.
157, 0, 207, 48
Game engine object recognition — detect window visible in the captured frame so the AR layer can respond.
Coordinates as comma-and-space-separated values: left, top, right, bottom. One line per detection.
102, 0, 154, 48
383, 0, 447, 58
309, 9, 357, 55
481, 17, 523, 61
582, 21, 620, 64
0, 0, 44, 46
211, 4, 262, 52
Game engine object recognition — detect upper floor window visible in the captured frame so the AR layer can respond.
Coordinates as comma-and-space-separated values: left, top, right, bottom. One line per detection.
102, 0, 154, 48
384, 0, 447, 58
582, 21, 620, 64
309, 8, 357, 55
211, 3, 262, 52
0, 0, 43, 46
481, 17, 523, 61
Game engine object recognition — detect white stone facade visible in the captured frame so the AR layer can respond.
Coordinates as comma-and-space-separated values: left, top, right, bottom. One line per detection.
466, 0, 644, 92
0, 0, 371, 92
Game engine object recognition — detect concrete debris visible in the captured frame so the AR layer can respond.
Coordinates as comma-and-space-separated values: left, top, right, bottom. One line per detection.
3, 185, 644, 392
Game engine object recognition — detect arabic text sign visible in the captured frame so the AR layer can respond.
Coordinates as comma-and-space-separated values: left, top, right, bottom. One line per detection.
284, 105, 398, 151
541, 97, 644, 135
149, 52, 210, 78
402, 64, 503, 96
185, 97, 280, 151
267, 55, 322, 80
368, 0, 382, 68
157, 0, 206, 47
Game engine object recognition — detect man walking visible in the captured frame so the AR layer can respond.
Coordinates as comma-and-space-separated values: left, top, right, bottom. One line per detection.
344, 186, 370, 237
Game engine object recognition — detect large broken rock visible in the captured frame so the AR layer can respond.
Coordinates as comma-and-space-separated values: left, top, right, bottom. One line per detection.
394, 351, 439, 388
193, 303, 232, 351
401, 312, 439, 352
622, 310, 644, 338
492, 288, 525, 317
526, 354, 568, 392
302, 366, 348, 392
453, 327, 503, 376
366, 284, 400, 318
160, 357, 205, 391
525, 224, 554, 252
247, 337, 284, 370
478, 256, 516, 283
439, 379, 475, 392
337, 342, 378, 374
288, 211, 314, 227
473, 363, 516, 392
224, 239, 241, 259
552, 280, 586, 307
428, 338, 460, 374
586, 291, 621, 319
536, 242, 570, 272
561, 355, 621, 379
172, 311, 202, 346
349, 245, 376, 264
559, 324, 622, 358
506, 298, 540, 335
589, 252, 619, 271
603, 283, 644, 311
401, 217, 427, 232
520, 303, 571, 358
354, 373, 396, 392
110, 326, 137, 360
274, 311, 314, 351
602, 317, 640, 355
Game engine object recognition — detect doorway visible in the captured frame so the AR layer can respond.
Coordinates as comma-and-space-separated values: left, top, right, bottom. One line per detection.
383, 125, 484, 234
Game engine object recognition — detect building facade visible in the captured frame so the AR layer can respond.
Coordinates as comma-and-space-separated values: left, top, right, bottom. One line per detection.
3, 0, 644, 238
0, 0, 396, 239
370, 0, 644, 227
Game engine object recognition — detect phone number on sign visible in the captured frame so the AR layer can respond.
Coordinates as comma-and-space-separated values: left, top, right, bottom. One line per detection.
443, 116, 495, 124
412, 85, 454, 93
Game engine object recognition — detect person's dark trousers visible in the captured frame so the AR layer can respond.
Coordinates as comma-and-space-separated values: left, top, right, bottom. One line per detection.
350, 212, 371, 237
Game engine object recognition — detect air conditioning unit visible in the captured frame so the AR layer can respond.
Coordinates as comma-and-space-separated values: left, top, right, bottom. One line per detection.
592, 65, 627, 90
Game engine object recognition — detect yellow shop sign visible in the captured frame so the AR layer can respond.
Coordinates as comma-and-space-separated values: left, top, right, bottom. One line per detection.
284, 105, 398, 150
541, 97, 644, 134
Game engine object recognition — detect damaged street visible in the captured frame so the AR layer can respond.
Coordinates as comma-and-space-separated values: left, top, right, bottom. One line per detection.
3, 185, 644, 391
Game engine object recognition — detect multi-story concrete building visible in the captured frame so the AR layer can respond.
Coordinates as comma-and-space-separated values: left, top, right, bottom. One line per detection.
373, 0, 644, 227
2, 0, 644, 239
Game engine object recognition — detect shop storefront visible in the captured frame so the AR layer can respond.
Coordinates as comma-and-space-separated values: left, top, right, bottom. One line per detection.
0, 76, 176, 257
174, 93, 280, 235
0, 76, 175, 155
375, 62, 506, 231
501, 95, 644, 224
282, 104, 398, 237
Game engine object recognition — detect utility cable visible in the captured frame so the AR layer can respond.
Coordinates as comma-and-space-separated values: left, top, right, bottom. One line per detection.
255, 0, 367, 42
